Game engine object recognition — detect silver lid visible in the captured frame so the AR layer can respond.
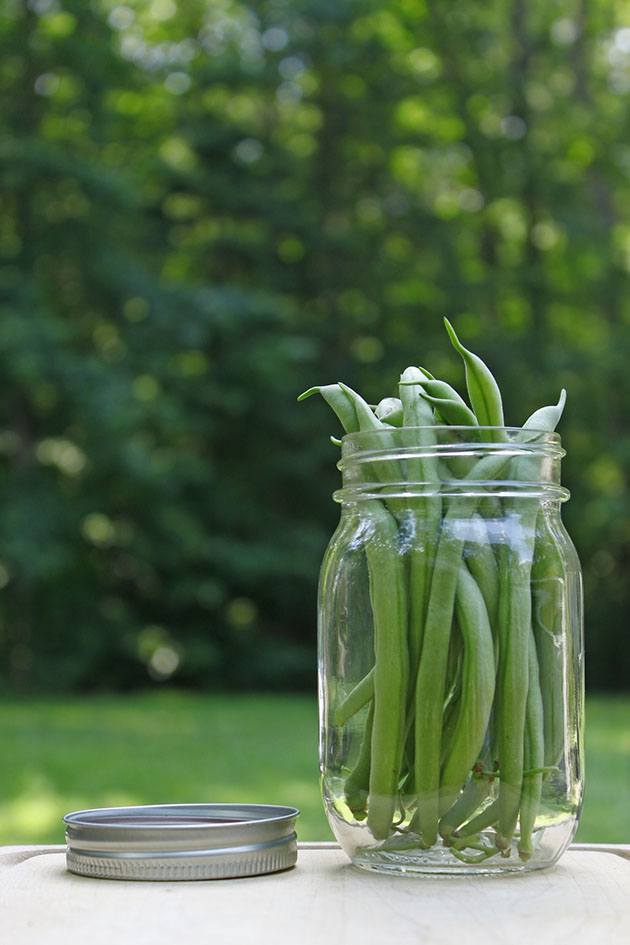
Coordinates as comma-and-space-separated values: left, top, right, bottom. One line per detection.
64, 803, 299, 881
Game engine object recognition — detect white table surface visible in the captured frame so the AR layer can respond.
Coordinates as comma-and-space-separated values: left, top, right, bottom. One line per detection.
1, 842, 628, 945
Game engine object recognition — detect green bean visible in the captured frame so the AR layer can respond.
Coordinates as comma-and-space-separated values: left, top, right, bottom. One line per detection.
495, 391, 567, 849
365, 502, 409, 839
443, 318, 505, 430
345, 702, 374, 820
374, 397, 404, 426
454, 798, 500, 839
400, 375, 479, 427
479, 494, 503, 520
412, 516, 464, 845
394, 371, 442, 802
399, 367, 441, 673
439, 775, 492, 842
398, 368, 438, 457
338, 382, 384, 433
438, 450, 474, 482
297, 384, 358, 433
412, 368, 479, 479
335, 668, 374, 726
439, 565, 495, 815
401, 373, 465, 406
443, 622, 464, 714
399, 373, 477, 476
449, 841, 497, 864
518, 631, 545, 860
495, 528, 533, 851
440, 625, 464, 765
532, 515, 566, 767
338, 382, 406, 499
464, 513, 500, 634
475, 498, 504, 676
521, 390, 566, 435
422, 390, 479, 429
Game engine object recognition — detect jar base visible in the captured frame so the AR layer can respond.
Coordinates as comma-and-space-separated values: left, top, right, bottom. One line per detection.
349, 833, 564, 876
351, 852, 549, 877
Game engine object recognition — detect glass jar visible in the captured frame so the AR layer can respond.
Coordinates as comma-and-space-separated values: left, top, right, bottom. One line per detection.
319, 427, 583, 875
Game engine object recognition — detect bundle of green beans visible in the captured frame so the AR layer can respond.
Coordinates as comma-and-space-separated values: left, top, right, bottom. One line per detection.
299, 319, 567, 863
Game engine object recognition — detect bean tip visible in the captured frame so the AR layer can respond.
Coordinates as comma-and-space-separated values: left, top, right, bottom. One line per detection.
443, 316, 464, 352
297, 386, 320, 401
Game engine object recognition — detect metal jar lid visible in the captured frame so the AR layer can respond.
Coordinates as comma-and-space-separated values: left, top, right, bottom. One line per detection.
64, 803, 299, 881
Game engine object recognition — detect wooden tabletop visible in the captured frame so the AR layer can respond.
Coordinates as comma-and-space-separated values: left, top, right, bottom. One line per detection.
2, 842, 628, 945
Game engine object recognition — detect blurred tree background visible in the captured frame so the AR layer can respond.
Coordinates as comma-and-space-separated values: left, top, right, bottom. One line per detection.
0, 0, 628, 694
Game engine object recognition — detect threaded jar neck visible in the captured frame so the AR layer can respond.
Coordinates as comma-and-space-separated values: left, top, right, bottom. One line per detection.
335, 426, 569, 503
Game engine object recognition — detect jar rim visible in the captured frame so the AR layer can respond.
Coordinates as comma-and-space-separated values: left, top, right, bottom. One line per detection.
339, 426, 565, 466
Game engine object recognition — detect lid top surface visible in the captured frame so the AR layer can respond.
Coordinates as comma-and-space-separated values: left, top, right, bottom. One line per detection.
64, 802, 299, 831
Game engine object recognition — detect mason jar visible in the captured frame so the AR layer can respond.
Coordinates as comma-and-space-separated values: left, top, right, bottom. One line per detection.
318, 426, 583, 874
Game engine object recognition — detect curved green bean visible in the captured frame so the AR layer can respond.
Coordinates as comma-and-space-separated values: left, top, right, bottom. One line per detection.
443, 318, 505, 430
400, 375, 479, 427
439, 775, 492, 842
439, 565, 495, 816
335, 668, 374, 726
454, 798, 500, 839
345, 702, 374, 820
424, 391, 478, 428
297, 384, 358, 433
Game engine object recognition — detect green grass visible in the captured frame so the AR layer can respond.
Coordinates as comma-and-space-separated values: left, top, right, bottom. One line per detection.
579, 695, 630, 842
1, 691, 628, 845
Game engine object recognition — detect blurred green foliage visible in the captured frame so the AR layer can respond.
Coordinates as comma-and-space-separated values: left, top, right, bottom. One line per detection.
0, 0, 628, 691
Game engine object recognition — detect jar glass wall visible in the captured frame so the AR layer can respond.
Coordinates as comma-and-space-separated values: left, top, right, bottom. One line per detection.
318, 427, 583, 875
